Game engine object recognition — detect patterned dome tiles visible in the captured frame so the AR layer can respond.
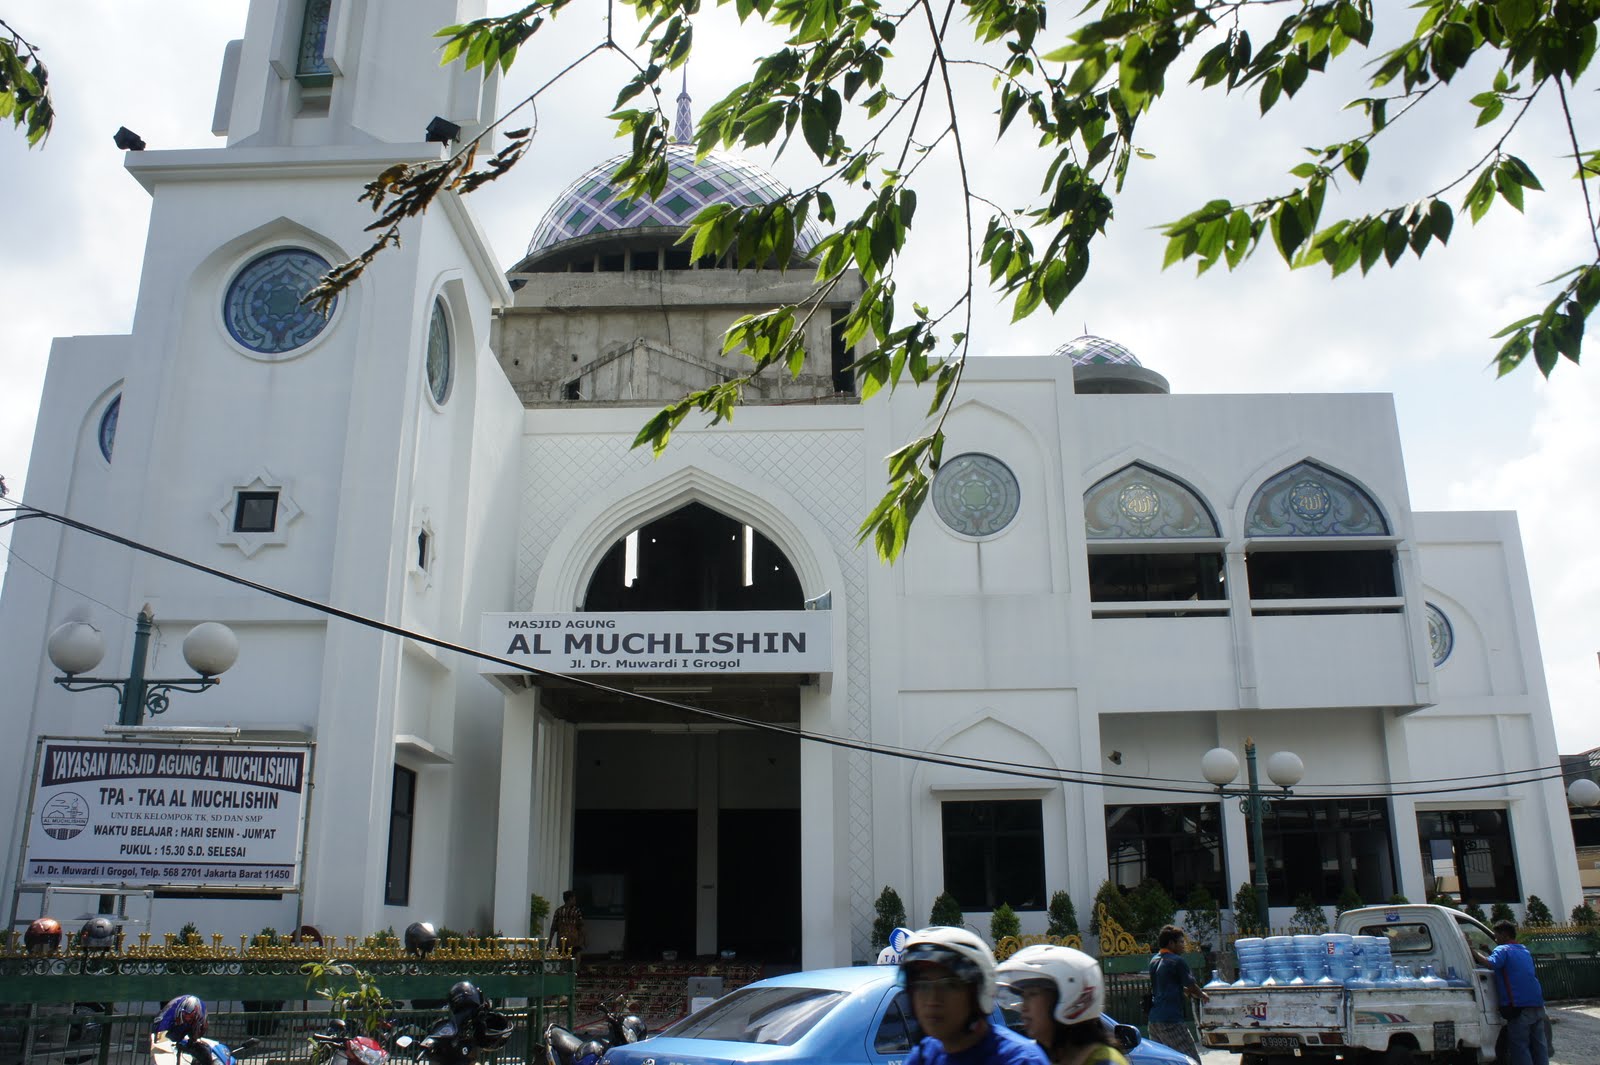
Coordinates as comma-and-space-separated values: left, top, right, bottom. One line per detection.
527, 144, 820, 257
1052, 334, 1142, 366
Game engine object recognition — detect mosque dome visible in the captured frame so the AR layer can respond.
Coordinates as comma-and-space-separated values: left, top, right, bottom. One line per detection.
520, 143, 820, 269
1053, 334, 1169, 394
1052, 334, 1142, 367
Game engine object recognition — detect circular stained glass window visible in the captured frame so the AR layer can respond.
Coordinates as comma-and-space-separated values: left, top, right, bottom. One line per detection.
932, 453, 1021, 538
426, 298, 452, 405
1426, 602, 1454, 667
98, 394, 120, 461
223, 248, 335, 355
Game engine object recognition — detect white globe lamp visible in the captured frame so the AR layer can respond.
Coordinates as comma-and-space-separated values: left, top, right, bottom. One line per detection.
182, 622, 239, 678
46, 621, 105, 677
1267, 751, 1306, 789
1201, 747, 1240, 787
1569, 777, 1600, 809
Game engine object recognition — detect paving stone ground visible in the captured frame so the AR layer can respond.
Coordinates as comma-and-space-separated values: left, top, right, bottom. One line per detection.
1195, 1000, 1600, 1063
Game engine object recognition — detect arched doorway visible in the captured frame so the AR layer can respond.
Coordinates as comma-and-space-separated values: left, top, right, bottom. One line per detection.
564, 503, 804, 962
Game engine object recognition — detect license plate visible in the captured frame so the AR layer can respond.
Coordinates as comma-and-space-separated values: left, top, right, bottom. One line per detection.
1260, 1035, 1299, 1052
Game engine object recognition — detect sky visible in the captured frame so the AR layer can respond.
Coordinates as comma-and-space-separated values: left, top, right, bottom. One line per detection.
1, 2, 1596, 752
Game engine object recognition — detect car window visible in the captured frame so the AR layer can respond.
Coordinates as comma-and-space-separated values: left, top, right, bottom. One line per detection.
1455, 915, 1494, 956
1358, 922, 1434, 953
659, 986, 847, 1046
874, 992, 922, 1053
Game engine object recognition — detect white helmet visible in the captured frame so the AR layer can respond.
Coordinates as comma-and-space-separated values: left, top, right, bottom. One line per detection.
898, 926, 998, 1013
995, 944, 1104, 1024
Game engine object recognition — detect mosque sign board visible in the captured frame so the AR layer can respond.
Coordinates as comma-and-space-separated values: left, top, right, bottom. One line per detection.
21, 737, 310, 892
480, 610, 833, 676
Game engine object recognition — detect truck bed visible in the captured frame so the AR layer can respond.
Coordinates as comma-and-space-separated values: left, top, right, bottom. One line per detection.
1201, 983, 1490, 1059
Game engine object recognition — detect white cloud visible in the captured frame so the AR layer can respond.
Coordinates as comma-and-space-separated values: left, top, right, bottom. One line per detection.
1, 2, 1595, 750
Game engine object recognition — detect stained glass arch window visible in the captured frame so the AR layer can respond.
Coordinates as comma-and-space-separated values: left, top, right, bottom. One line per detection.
1245, 461, 1390, 536
1084, 463, 1218, 539
1426, 602, 1454, 666
223, 247, 336, 357
97, 394, 120, 462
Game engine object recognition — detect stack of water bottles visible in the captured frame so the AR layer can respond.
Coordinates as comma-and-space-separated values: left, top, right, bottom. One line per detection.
1228, 931, 1397, 987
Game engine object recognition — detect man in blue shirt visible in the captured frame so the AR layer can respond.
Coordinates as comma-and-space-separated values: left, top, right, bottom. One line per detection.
1473, 921, 1548, 1065
1147, 926, 1207, 1062
899, 926, 1050, 1065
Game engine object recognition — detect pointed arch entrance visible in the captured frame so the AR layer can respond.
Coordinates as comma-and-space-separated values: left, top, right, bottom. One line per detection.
557, 502, 805, 963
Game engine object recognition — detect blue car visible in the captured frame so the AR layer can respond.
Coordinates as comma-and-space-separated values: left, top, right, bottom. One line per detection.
600, 967, 1198, 1065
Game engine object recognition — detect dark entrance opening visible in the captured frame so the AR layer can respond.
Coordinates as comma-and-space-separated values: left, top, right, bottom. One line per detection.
584, 502, 803, 612
718, 809, 801, 962
573, 809, 697, 959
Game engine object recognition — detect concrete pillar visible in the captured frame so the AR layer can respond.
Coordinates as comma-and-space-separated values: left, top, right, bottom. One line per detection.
492, 689, 538, 934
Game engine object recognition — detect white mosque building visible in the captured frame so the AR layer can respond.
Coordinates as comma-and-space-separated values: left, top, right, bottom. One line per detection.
0, 0, 1583, 966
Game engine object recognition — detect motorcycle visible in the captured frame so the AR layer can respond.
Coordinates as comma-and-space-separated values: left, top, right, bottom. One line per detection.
150, 1033, 259, 1065
413, 983, 516, 1064
544, 993, 647, 1065
309, 1017, 402, 1064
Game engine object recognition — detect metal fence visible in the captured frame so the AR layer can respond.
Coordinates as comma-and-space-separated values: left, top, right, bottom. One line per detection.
0, 952, 575, 1065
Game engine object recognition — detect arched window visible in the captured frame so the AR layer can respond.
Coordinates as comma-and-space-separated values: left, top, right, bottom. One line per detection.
1245, 461, 1389, 537
1245, 461, 1398, 609
1083, 464, 1225, 614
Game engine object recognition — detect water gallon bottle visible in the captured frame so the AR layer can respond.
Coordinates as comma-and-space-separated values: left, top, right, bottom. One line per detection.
1418, 964, 1447, 990
1322, 933, 1353, 984
1445, 965, 1470, 988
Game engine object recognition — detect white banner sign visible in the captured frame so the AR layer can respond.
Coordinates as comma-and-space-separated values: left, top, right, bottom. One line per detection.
479, 610, 832, 675
22, 738, 310, 891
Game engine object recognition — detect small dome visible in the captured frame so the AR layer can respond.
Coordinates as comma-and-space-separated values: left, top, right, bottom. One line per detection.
1052, 334, 1142, 367
526, 144, 820, 259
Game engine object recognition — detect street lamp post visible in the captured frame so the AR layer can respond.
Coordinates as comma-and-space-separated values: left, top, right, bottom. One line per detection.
1202, 740, 1305, 932
47, 607, 238, 726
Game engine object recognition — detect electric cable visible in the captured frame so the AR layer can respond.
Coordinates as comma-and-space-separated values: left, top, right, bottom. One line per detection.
1, 500, 1582, 801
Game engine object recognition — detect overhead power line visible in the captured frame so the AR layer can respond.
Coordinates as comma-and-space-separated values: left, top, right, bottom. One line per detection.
0, 500, 1579, 802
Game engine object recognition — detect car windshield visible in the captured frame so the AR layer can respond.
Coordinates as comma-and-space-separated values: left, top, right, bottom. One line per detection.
659, 986, 847, 1046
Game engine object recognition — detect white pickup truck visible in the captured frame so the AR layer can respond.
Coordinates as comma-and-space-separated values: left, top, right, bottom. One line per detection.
1199, 904, 1508, 1064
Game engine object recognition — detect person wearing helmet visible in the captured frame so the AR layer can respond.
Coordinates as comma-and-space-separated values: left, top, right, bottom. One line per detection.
1146, 926, 1206, 1063
996, 944, 1126, 1065
899, 927, 1048, 1065
151, 994, 208, 1057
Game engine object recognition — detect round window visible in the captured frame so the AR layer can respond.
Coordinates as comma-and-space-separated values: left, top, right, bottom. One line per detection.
223, 248, 335, 355
98, 394, 121, 462
1426, 602, 1454, 667
426, 298, 452, 405
932, 453, 1021, 537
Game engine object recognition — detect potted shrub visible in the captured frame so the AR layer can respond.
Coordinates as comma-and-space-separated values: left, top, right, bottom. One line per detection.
872, 886, 907, 951
1046, 891, 1079, 939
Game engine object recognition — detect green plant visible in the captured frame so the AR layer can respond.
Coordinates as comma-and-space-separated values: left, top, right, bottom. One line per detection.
435, 925, 466, 948
1571, 903, 1598, 927
1491, 901, 1517, 925
1181, 886, 1221, 952
1233, 883, 1265, 937
1289, 894, 1330, 934
872, 886, 908, 950
990, 903, 1021, 942
362, 926, 399, 950
929, 891, 963, 927
1129, 878, 1178, 942
1046, 891, 1079, 939
254, 926, 285, 948
1463, 901, 1490, 925
1387, 894, 1410, 905
529, 893, 551, 938
176, 922, 201, 945
1523, 895, 1554, 927
1334, 887, 1364, 916
1089, 879, 1133, 935
303, 960, 391, 1039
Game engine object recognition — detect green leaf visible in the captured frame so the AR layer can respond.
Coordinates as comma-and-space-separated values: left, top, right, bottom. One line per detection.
1427, 199, 1454, 244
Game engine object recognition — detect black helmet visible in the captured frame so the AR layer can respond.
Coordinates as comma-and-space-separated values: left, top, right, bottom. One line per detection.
405, 921, 439, 957
80, 917, 117, 951
25, 917, 62, 952
477, 1010, 515, 1052
448, 980, 485, 1016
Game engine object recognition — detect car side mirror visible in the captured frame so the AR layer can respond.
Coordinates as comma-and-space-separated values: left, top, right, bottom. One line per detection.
1113, 1023, 1141, 1049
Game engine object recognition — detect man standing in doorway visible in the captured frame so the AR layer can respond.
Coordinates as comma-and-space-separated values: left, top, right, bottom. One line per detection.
1474, 920, 1549, 1065
550, 889, 586, 955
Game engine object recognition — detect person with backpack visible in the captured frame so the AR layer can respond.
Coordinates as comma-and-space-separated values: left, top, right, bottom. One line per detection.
1146, 926, 1207, 1062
